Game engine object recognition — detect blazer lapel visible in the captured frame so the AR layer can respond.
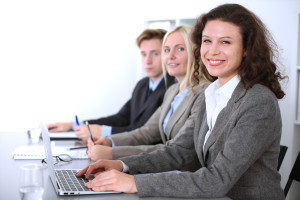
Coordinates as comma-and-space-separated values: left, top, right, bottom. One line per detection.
134, 75, 176, 122
132, 79, 163, 122
202, 83, 247, 161
159, 86, 179, 142
165, 91, 194, 140
196, 110, 208, 166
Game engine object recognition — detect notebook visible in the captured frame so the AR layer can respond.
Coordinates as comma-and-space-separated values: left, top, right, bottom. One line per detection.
40, 122, 119, 195
12, 145, 88, 160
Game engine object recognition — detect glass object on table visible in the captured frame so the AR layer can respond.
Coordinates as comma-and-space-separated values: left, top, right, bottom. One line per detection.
27, 127, 41, 143
19, 163, 44, 200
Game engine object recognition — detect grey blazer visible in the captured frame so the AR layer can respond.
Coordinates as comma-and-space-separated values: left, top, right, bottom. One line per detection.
111, 81, 209, 161
121, 83, 285, 200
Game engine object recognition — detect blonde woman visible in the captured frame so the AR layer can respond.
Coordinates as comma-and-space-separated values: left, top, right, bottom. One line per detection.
87, 26, 209, 171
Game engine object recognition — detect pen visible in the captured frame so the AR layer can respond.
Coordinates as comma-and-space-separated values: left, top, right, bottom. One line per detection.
75, 115, 80, 126
69, 146, 88, 150
85, 121, 95, 144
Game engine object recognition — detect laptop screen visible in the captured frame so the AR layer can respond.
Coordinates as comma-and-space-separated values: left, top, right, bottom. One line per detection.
40, 123, 59, 193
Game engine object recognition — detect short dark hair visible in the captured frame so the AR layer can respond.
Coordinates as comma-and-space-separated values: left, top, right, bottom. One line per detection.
136, 29, 167, 48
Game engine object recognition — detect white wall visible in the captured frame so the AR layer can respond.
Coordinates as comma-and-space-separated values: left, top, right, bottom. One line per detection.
0, 0, 299, 199
0, 0, 144, 130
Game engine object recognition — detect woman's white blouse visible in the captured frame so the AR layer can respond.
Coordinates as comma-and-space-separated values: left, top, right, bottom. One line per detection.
203, 75, 240, 150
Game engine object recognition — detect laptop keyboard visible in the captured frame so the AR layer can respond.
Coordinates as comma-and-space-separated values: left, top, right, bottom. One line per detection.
55, 169, 91, 191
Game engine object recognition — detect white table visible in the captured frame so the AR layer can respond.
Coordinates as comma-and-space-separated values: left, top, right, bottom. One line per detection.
0, 132, 231, 200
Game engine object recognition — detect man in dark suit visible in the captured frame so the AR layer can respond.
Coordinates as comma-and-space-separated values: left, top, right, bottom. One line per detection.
47, 29, 175, 140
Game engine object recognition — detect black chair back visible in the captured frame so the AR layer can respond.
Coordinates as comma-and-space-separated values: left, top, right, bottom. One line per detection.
284, 150, 300, 197
278, 145, 288, 170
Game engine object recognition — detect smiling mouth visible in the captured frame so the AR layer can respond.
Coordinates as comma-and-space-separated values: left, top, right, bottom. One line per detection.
208, 59, 224, 66
168, 63, 178, 67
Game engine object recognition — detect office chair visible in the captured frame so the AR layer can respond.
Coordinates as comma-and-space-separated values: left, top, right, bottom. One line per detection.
284, 150, 300, 197
278, 145, 288, 170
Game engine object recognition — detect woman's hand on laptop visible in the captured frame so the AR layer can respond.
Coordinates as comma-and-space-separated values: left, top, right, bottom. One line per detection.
87, 144, 112, 161
76, 160, 137, 193
76, 159, 123, 179
74, 125, 102, 141
86, 170, 137, 193
46, 122, 72, 132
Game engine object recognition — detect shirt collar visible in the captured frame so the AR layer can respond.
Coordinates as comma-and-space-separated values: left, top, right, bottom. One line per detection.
179, 88, 189, 95
149, 76, 163, 91
205, 75, 240, 100
218, 75, 240, 100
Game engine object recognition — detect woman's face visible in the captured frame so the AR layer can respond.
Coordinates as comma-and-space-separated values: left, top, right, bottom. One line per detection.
163, 31, 188, 84
201, 20, 245, 86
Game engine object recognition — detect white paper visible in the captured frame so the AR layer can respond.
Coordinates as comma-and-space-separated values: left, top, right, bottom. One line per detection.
12, 146, 87, 160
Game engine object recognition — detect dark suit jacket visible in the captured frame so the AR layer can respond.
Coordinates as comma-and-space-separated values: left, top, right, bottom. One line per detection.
121, 83, 284, 200
87, 75, 175, 134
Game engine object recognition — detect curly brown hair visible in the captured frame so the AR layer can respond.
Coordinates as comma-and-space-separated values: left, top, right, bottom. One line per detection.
192, 3, 286, 99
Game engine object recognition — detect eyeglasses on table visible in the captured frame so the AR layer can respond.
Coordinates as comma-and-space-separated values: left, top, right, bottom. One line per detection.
41, 154, 72, 165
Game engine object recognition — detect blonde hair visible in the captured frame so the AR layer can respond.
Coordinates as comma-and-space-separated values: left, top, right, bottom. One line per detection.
162, 25, 203, 91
